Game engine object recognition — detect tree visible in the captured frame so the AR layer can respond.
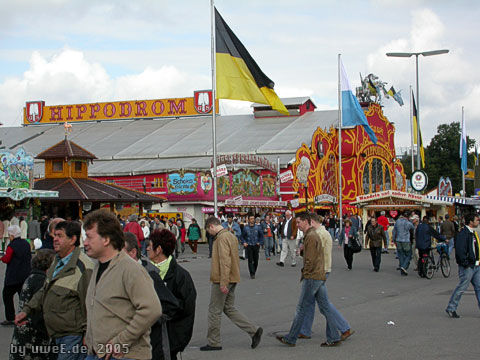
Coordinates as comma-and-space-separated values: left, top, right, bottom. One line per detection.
424, 122, 475, 195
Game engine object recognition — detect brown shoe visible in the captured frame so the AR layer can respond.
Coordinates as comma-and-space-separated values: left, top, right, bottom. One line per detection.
341, 329, 355, 341
320, 341, 341, 347
275, 335, 295, 347
298, 333, 311, 339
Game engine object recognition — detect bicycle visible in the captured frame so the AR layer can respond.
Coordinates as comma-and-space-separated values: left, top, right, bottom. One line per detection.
421, 242, 450, 279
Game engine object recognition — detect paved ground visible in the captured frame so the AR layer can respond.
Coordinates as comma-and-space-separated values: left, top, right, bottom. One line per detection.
1, 243, 479, 360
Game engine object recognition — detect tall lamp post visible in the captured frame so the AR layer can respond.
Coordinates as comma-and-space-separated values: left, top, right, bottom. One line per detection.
386, 49, 449, 170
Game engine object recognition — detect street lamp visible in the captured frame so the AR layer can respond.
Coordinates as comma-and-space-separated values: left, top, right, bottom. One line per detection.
386, 49, 449, 170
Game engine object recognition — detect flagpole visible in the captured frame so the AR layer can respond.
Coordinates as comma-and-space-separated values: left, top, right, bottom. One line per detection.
338, 54, 343, 234
210, 0, 218, 217
415, 55, 421, 170
409, 85, 414, 173
462, 106, 465, 196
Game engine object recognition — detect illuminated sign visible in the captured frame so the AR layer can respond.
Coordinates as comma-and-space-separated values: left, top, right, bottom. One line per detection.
23, 91, 219, 125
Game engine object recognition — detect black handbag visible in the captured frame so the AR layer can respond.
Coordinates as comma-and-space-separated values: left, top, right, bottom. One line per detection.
351, 235, 362, 253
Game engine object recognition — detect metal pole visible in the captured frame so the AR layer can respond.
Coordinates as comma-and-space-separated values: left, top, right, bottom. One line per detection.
462, 106, 466, 196
210, 0, 218, 217
277, 157, 282, 202
409, 85, 414, 172
415, 55, 421, 170
338, 54, 343, 234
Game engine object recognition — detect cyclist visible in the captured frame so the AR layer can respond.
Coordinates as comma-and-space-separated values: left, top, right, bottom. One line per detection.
415, 216, 446, 278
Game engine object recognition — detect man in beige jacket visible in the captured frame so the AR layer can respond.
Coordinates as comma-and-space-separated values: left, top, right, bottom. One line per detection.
83, 210, 162, 360
200, 216, 263, 351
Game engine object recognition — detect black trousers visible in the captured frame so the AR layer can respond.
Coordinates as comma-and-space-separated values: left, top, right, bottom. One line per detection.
344, 245, 354, 269
3, 282, 24, 321
370, 246, 382, 270
418, 249, 430, 277
246, 245, 260, 276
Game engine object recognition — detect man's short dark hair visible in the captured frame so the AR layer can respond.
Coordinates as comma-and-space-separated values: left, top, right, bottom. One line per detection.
205, 216, 221, 228
445, 214, 450, 219
124, 232, 140, 260
55, 221, 82, 247
464, 213, 478, 227
296, 211, 311, 224
32, 249, 55, 271
83, 209, 125, 251
227, 213, 233, 219
310, 213, 320, 223
149, 229, 176, 257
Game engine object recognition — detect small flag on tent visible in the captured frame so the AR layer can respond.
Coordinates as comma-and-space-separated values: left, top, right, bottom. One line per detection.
412, 91, 425, 168
340, 58, 377, 144
215, 8, 288, 115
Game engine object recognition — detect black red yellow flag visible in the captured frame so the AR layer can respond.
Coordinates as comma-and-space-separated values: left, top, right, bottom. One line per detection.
215, 8, 288, 115
412, 91, 425, 168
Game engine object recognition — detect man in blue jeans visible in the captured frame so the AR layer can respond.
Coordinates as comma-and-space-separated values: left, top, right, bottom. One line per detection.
392, 212, 414, 276
276, 212, 341, 347
298, 213, 354, 341
446, 213, 480, 318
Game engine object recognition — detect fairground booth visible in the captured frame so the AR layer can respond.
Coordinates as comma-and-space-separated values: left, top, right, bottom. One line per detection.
33, 134, 164, 219
0, 147, 57, 220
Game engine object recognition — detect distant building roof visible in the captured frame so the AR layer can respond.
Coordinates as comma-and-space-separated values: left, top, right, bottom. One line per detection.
36, 138, 97, 160
252, 97, 317, 109
34, 177, 164, 202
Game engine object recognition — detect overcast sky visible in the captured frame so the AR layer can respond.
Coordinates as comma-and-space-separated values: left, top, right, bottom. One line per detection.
0, 0, 478, 150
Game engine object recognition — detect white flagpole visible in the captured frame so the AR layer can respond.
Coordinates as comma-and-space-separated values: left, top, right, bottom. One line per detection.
462, 106, 465, 196
410, 85, 414, 172
338, 54, 343, 234
211, 0, 218, 217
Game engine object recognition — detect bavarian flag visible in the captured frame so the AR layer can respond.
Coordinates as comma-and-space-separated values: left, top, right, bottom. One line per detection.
215, 8, 288, 115
412, 91, 425, 168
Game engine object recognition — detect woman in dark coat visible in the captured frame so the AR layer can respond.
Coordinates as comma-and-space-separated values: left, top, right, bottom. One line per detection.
148, 229, 197, 360
10, 249, 55, 360
1, 225, 32, 326
340, 219, 358, 270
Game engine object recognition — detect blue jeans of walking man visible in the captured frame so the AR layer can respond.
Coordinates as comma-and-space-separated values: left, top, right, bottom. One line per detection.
299, 273, 350, 337
284, 279, 340, 344
55, 335, 87, 360
396, 241, 412, 270
446, 265, 480, 312
264, 236, 273, 258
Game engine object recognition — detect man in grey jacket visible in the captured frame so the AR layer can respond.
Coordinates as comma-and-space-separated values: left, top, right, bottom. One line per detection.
392, 212, 414, 276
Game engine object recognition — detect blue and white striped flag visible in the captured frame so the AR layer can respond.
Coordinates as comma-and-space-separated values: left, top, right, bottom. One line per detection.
340, 59, 377, 144
460, 108, 467, 173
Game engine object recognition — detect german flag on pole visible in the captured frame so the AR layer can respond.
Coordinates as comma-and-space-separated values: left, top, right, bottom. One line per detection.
412, 91, 425, 168
215, 8, 289, 115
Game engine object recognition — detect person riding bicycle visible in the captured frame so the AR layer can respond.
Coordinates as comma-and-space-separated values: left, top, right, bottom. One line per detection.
415, 216, 446, 277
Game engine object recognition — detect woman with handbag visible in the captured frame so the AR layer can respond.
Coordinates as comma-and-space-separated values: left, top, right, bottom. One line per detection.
365, 217, 387, 272
340, 219, 358, 270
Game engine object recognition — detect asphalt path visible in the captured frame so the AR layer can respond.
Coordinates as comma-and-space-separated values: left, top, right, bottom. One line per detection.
1, 242, 479, 360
